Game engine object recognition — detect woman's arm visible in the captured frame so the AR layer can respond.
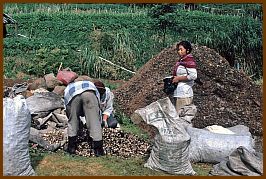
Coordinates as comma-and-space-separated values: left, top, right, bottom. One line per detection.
172, 68, 197, 83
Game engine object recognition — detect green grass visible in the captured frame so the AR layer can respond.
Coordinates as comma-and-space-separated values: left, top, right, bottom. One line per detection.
30, 148, 212, 176
100, 79, 124, 90
254, 78, 263, 85
114, 111, 150, 141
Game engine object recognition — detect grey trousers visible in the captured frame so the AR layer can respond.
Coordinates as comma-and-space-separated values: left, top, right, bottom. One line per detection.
66, 91, 102, 141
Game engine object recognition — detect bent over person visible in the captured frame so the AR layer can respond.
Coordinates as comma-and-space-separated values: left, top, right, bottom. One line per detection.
64, 80, 104, 157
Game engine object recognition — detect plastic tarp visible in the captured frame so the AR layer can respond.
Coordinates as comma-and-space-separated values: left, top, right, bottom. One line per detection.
3, 95, 36, 176
209, 146, 263, 176
132, 97, 195, 175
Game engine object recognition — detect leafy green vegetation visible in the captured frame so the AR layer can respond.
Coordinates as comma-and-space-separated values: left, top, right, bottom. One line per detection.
116, 111, 150, 141
4, 3, 262, 80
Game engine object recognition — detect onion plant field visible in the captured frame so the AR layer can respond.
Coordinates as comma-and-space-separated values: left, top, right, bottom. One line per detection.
3, 3, 262, 81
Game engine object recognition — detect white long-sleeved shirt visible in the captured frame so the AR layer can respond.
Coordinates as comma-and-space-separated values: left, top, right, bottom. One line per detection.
100, 87, 114, 117
173, 65, 197, 98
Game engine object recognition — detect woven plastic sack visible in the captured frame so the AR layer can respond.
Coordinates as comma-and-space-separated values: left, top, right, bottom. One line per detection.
187, 125, 255, 164
56, 69, 78, 85
209, 146, 263, 176
132, 97, 196, 175
3, 95, 36, 176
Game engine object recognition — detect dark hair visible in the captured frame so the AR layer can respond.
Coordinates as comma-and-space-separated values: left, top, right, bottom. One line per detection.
94, 80, 106, 96
177, 40, 192, 54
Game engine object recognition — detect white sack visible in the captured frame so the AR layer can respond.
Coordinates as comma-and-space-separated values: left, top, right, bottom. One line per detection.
132, 97, 195, 175
187, 125, 255, 164
3, 95, 36, 176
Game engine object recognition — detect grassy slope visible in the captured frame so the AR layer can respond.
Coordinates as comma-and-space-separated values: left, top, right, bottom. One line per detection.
4, 4, 262, 79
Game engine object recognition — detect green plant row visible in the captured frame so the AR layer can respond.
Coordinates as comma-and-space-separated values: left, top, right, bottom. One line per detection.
171, 10, 262, 77
4, 3, 148, 14
4, 5, 262, 80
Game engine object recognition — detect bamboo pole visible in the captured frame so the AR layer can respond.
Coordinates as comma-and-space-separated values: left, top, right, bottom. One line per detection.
98, 56, 135, 74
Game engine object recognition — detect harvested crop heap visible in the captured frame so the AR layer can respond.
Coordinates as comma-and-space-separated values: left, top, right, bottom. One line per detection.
75, 128, 150, 158
114, 44, 262, 136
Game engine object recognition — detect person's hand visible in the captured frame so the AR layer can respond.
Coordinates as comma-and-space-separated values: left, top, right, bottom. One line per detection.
101, 120, 108, 128
172, 76, 179, 84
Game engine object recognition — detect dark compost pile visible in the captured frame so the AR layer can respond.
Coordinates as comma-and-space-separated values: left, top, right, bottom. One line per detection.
114, 44, 262, 137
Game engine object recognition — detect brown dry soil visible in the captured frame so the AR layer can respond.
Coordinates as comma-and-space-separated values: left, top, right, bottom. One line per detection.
114, 44, 263, 139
